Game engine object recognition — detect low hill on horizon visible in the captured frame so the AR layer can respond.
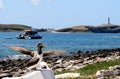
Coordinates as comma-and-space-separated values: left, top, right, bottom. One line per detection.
0, 24, 31, 32
55, 25, 91, 32
0, 24, 120, 33
56, 24, 120, 33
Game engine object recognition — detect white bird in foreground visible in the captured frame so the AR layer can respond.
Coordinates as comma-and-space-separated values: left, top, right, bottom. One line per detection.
9, 43, 67, 70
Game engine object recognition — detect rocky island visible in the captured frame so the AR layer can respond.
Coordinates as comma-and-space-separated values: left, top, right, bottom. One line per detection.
1, 23, 120, 33
0, 24, 31, 32
56, 24, 120, 33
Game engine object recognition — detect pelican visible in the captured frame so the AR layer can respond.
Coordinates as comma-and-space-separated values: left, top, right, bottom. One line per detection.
9, 43, 67, 70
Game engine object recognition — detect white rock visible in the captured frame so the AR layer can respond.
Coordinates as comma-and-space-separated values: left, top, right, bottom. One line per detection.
55, 73, 80, 78
65, 64, 73, 70
55, 59, 62, 64
69, 60, 74, 63
96, 70, 105, 78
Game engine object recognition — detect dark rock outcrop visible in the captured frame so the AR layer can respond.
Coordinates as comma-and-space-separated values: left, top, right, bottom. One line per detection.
88, 24, 120, 33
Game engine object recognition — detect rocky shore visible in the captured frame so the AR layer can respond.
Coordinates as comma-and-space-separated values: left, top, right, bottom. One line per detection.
1, 48, 120, 78
47, 48, 120, 73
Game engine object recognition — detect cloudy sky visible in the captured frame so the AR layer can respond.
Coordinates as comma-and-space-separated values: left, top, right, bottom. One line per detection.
0, 0, 120, 29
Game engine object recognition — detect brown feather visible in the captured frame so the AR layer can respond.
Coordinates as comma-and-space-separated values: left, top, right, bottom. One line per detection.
26, 57, 39, 67
9, 46, 34, 57
9, 46, 67, 57
9, 45, 67, 67
43, 50, 67, 56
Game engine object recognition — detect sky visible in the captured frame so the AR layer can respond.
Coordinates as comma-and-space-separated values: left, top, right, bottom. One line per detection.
0, 0, 120, 29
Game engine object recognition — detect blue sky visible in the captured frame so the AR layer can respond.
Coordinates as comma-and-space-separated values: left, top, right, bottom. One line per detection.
0, 0, 120, 29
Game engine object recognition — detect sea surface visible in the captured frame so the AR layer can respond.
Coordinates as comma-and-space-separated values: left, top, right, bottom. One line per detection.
0, 32, 120, 58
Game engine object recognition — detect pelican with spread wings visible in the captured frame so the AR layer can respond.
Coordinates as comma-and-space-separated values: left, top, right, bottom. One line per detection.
9, 43, 67, 69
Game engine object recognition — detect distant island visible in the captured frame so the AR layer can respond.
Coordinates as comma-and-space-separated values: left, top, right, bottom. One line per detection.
1, 23, 120, 33
0, 24, 54, 32
55, 24, 120, 33
56, 18, 120, 33
0, 24, 31, 32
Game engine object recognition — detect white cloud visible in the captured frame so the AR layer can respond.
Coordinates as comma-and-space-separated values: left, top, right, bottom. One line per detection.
0, 0, 4, 9
31, 0, 40, 6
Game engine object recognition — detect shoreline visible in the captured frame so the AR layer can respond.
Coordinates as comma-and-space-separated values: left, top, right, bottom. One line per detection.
1, 48, 120, 77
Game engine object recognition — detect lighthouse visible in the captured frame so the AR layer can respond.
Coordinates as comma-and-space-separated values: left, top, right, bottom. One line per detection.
108, 17, 110, 24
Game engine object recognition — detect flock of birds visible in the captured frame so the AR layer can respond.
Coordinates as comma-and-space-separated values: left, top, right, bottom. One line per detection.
9, 43, 67, 70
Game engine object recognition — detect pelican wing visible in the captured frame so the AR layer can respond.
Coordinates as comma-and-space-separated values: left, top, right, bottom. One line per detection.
9, 46, 34, 57
43, 50, 67, 56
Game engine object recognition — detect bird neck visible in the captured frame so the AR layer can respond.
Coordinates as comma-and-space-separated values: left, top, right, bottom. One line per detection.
37, 47, 42, 55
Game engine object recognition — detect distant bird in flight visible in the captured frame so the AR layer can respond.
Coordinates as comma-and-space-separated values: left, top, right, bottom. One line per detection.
9, 43, 67, 69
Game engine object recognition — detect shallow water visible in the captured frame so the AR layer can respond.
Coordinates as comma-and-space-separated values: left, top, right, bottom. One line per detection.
0, 32, 120, 57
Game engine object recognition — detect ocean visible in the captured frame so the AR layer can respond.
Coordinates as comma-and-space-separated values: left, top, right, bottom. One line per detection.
0, 32, 120, 58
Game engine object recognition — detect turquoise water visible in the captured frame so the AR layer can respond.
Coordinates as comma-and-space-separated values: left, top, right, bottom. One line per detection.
0, 32, 120, 57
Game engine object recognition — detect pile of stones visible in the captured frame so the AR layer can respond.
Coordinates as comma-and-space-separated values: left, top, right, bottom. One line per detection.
96, 65, 120, 79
